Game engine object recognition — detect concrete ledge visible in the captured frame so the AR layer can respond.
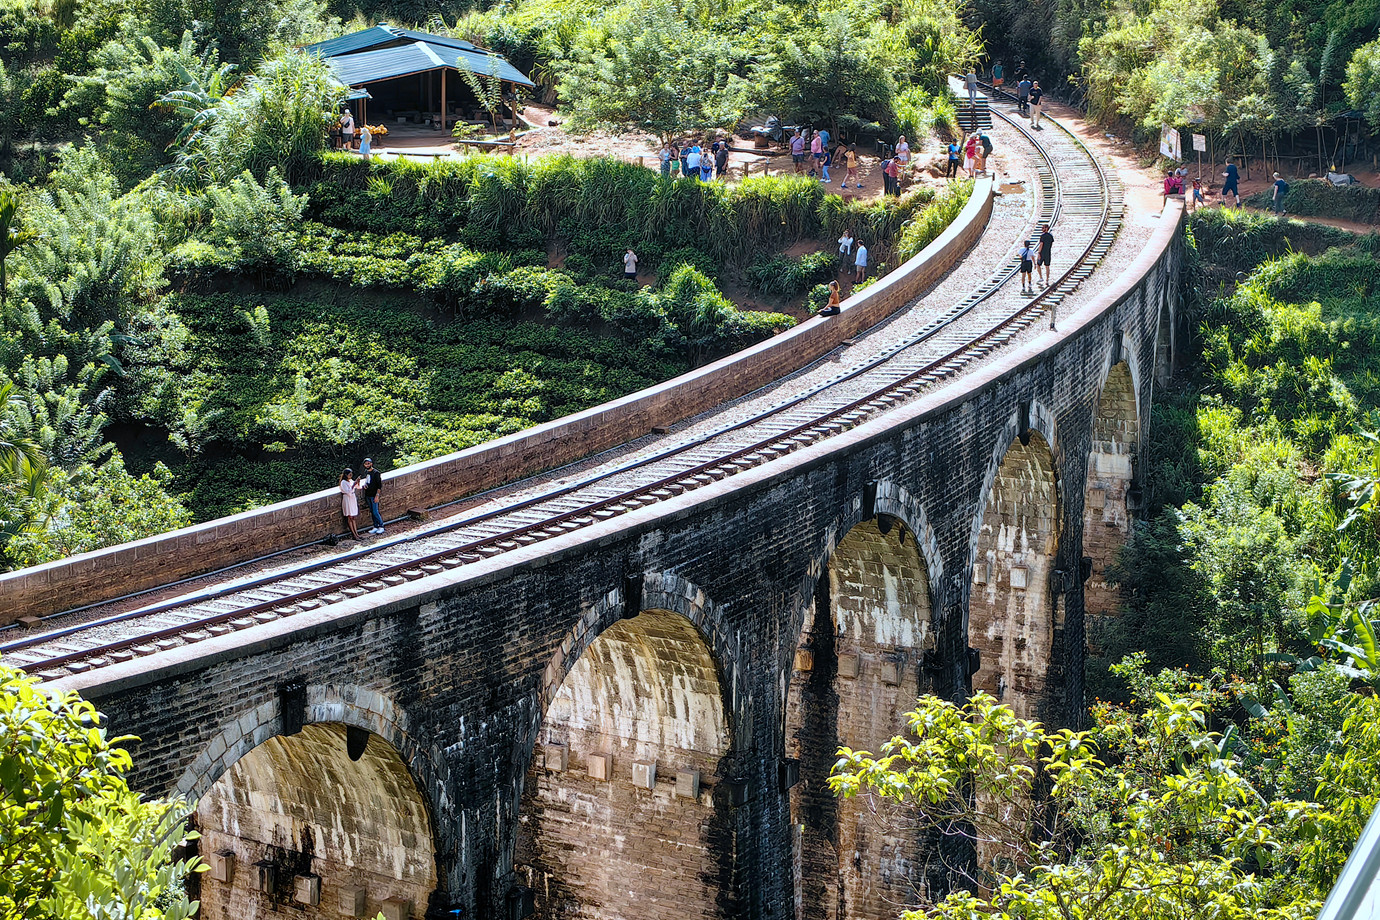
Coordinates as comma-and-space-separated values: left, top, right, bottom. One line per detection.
0, 179, 995, 622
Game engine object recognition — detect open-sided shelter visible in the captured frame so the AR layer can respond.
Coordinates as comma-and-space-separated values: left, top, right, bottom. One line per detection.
306, 25, 535, 130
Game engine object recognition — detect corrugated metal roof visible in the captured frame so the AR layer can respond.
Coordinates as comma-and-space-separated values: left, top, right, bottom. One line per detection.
392, 27, 477, 52
327, 42, 448, 86
424, 43, 535, 87
304, 25, 401, 58
325, 40, 535, 89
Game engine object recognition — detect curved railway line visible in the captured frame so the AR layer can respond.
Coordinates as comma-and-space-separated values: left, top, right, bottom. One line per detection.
2, 94, 1124, 679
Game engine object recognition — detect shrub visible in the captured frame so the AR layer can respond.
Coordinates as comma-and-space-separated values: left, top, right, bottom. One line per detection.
1244, 179, 1380, 224
746, 250, 837, 297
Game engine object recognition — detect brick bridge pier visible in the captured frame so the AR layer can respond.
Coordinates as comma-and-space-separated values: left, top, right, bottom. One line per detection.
50, 204, 1184, 919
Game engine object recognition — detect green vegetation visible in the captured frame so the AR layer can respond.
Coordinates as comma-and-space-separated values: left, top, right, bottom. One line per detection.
0, 664, 200, 920
979, 0, 1380, 160
0, 25, 970, 556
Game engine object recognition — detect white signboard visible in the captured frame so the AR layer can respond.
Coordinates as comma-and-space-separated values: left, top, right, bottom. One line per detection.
1192, 133, 1207, 153
1159, 126, 1183, 161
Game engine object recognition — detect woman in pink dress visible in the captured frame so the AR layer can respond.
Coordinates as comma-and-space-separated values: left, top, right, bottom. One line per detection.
340, 468, 361, 540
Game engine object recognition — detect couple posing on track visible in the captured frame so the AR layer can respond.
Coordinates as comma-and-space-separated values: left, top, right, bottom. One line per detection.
339, 458, 385, 540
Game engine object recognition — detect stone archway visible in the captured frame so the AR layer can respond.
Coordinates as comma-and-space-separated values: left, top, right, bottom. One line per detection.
195, 722, 438, 920
785, 498, 939, 920
1084, 361, 1139, 649
516, 606, 733, 920
968, 431, 1060, 720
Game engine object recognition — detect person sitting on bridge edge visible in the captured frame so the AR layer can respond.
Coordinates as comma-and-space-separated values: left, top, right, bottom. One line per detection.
820, 280, 842, 316
360, 458, 385, 534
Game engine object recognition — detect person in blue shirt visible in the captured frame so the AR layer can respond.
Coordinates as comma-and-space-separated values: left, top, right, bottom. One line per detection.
1271, 172, 1289, 215
1220, 160, 1240, 207
945, 140, 960, 178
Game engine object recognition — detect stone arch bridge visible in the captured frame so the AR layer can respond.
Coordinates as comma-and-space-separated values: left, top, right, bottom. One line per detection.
33, 149, 1184, 920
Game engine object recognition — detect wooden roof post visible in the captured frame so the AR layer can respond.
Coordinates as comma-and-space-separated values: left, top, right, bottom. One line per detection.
441, 68, 447, 131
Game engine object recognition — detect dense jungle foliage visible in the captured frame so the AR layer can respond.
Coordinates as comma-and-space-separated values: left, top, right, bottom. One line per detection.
0, 0, 976, 566
976, 0, 1380, 162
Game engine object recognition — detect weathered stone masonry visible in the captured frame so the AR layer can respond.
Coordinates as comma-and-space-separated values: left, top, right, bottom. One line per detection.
59, 205, 1183, 919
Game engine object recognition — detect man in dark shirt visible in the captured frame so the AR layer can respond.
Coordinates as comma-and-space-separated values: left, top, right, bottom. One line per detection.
1037, 223, 1054, 287
1220, 160, 1240, 207
1037, 223, 1056, 328
1029, 81, 1044, 129
360, 457, 385, 534
1016, 77, 1032, 116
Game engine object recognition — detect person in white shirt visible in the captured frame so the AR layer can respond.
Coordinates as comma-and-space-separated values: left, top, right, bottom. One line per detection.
838, 228, 854, 271
895, 136, 910, 173
623, 248, 639, 280
340, 109, 355, 149
853, 242, 868, 283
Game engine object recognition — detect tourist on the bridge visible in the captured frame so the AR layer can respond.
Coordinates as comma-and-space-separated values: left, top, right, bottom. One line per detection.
791, 131, 806, 174
820, 280, 842, 315
1220, 159, 1240, 207
340, 108, 355, 150
1016, 76, 1032, 116
1037, 222, 1054, 290
946, 139, 961, 178
1018, 241, 1035, 294
896, 135, 911, 173
360, 458, 385, 534
624, 248, 639, 280
715, 142, 729, 179
1029, 81, 1044, 129
843, 145, 859, 188
965, 69, 979, 112
838, 228, 855, 269
992, 60, 1004, 87
854, 240, 869, 283
1272, 172, 1289, 215
659, 142, 673, 178
339, 468, 361, 540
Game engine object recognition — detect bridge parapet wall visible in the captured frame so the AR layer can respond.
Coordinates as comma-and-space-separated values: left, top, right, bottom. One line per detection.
1, 179, 995, 622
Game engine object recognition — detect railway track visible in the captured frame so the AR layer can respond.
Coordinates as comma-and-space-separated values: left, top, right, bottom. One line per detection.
3, 96, 1123, 679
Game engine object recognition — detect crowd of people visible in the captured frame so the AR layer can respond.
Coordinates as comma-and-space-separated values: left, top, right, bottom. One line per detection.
657, 141, 732, 181
1159, 158, 1290, 216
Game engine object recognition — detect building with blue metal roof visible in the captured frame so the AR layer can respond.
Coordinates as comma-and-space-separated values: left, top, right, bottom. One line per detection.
304, 25, 533, 131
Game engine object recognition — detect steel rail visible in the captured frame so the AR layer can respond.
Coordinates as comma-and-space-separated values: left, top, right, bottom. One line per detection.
5, 97, 1120, 676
